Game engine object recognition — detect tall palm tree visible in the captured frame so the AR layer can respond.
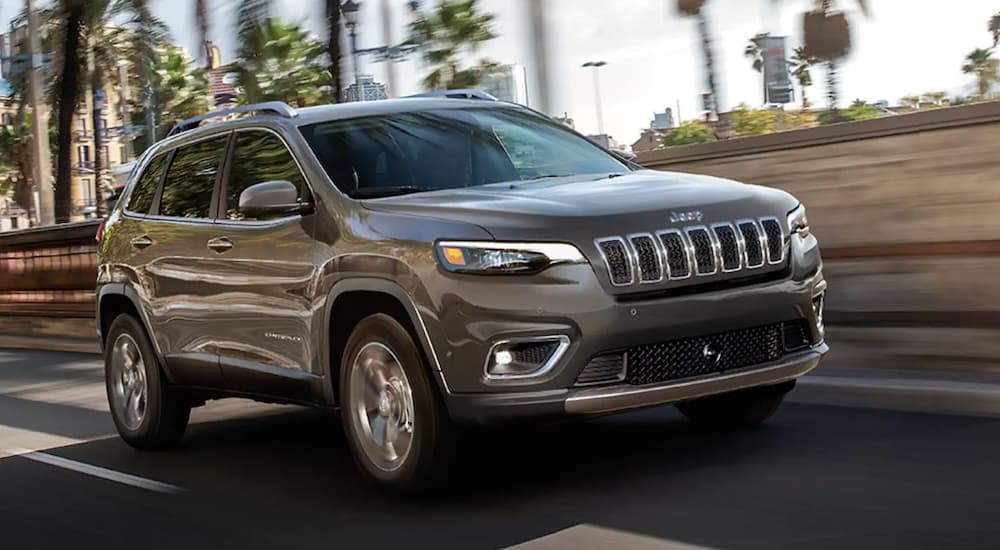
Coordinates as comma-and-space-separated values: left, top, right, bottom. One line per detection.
326, 0, 342, 102
990, 12, 1000, 47
802, 0, 869, 111
745, 32, 769, 104
677, 0, 721, 116
789, 46, 816, 108
962, 48, 1000, 98
237, 18, 332, 107
53, 0, 86, 223
409, 0, 497, 90
235, 0, 271, 103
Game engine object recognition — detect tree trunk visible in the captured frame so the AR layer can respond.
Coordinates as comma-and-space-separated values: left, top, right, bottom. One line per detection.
54, 0, 86, 223
91, 46, 105, 217
326, 0, 342, 103
826, 60, 838, 110
697, 11, 721, 116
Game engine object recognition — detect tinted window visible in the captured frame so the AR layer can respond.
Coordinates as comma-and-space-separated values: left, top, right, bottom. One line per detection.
158, 136, 228, 218
225, 131, 310, 221
127, 153, 168, 214
300, 108, 627, 198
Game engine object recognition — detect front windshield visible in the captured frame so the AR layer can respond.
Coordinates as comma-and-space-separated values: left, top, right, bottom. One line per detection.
299, 107, 629, 199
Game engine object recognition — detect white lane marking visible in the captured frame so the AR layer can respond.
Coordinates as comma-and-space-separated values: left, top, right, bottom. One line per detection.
507, 524, 717, 550
8, 448, 185, 494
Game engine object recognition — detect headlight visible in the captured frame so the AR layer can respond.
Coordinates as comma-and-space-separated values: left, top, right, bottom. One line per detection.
435, 241, 586, 274
787, 204, 810, 238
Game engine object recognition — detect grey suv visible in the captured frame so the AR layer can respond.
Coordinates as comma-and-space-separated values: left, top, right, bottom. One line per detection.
97, 97, 827, 490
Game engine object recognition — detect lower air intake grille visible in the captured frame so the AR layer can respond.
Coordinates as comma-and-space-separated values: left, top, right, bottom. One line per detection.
598, 239, 632, 285
575, 353, 626, 386
625, 323, 786, 386
511, 341, 561, 366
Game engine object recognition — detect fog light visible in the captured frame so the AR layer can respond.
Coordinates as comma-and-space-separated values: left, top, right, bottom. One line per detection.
485, 336, 571, 381
812, 293, 825, 338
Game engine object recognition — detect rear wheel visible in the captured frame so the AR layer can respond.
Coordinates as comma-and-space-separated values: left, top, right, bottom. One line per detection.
105, 314, 190, 449
340, 314, 452, 491
676, 380, 795, 428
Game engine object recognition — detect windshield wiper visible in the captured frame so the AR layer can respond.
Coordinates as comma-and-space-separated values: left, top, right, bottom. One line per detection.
350, 186, 438, 199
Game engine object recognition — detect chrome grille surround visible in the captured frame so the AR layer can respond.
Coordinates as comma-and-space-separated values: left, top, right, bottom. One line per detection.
595, 236, 634, 287
596, 216, 787, 288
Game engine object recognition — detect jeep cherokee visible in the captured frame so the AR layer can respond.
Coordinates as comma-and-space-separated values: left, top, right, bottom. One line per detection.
96, 98, 828, 490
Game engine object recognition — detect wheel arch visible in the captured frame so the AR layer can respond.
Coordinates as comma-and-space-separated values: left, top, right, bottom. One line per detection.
97, 284, 174, 382
321, 278, 448, 407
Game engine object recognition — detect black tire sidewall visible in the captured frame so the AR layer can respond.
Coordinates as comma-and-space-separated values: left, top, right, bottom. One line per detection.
339, 314, 445, 488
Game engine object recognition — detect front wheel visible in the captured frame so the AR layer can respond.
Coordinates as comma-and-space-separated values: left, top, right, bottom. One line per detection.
340, 314, 452, 491
105, 314, 191, 449
676, 380, 795, 428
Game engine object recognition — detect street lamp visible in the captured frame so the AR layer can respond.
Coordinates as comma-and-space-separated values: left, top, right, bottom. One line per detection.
582, 61, 607, 135
341, 0, 363, 102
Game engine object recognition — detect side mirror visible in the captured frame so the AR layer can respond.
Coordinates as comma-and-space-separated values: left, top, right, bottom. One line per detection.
238, 180, 308, 219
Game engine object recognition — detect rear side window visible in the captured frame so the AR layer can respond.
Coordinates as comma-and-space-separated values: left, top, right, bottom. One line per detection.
225, 131, 310, 221
158, 135, 229, 219
127, 153, 168, 214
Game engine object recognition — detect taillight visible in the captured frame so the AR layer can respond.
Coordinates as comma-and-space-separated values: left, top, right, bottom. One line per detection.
96, 218, 107, 243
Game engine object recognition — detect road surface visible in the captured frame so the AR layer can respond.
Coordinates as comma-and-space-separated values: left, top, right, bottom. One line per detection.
2, 348, 999, 549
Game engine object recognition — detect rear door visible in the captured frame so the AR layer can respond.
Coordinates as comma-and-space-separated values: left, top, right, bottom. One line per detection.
201, 128, 324, 401
140, 133, 231, 386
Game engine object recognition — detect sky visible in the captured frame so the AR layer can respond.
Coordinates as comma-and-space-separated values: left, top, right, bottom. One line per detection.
2, 0, 997, 144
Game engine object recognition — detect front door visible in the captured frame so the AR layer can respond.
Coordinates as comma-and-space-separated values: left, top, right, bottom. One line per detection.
200, 128, 323, 401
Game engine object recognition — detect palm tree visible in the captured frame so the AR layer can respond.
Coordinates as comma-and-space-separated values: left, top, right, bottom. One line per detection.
409, 0, 497, 90
745, 32, 769, 104
962, 48, 1000, 98
677, 0, 721, 116
235, 0, 271, 102
990, 12, 1000, 47
789, 46, 816, 108
802, 0, 869, 111
326, 0, 342, 102
236, 18, 332, 107
52, 0, 86, 223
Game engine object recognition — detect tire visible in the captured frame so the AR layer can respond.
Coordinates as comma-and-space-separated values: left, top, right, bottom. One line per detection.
105, 314, 190, 450
676, 380, 795, 429
339, 313, 452, 492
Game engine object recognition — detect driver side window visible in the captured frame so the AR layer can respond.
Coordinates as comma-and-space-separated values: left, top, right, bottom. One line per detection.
225, 130, 311, 221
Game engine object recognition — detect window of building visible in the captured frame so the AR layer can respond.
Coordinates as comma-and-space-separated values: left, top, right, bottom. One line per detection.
81, 178, 93, 204
127, 153, 168, 214
224, 131, 310, 221
1, 113, 12, 125
158, 136, 228, 219
121, 146, 128, 164
78, 118, 87, 134
103, 146, 111, 166
78, 145, 91, 165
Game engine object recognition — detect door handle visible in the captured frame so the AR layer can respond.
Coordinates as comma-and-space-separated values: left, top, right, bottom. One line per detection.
207, 237, 234, 253
130, 236, 153, 250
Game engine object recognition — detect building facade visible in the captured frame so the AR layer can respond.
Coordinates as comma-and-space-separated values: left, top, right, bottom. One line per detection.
481, 64, 529, 105
345, 75, 388, 102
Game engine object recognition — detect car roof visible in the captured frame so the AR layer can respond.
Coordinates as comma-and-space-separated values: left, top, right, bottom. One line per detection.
291, 97, 522, 126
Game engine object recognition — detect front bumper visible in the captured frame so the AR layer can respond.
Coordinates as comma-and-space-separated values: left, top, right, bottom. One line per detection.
446, 343, 827, 424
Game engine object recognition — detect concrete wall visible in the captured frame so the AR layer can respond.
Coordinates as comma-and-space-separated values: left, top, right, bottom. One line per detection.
637, 101, 1000, 380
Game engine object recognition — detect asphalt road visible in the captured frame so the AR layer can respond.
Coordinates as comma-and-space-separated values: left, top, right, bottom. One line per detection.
2, 348, 1000, 550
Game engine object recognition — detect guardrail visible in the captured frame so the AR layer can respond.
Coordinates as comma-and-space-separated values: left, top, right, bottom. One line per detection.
0, 220, 100, 316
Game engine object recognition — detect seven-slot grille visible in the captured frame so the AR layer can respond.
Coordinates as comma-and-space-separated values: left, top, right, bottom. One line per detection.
597, 217, 785, 287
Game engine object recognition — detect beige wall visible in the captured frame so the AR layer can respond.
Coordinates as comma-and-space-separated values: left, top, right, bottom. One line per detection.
69, 83, 131, 221
637, 102, 1000, 378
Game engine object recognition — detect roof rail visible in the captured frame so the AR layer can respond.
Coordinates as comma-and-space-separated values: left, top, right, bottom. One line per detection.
167, 101, 298, 137
405, 89, 498, 101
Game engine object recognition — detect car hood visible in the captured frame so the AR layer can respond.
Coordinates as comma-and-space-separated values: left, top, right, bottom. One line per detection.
361, 170, 798, 242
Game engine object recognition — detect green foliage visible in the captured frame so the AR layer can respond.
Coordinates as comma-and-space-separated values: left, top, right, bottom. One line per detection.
990, 12, 1000, 47
818, 100, 880, 125
789, 47, 817, 107
729, 104, 777, 136
409, 0, 498, 90
962, 48, 1000, 98
745, 32, 769, 73
235, 18, 331, 106
662, 122, 716, 147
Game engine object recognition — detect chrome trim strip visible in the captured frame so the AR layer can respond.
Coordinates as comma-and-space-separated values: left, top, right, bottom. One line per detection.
483, 335, 572, 383
655, 229, 694, 281
759, 216, 787, 265
736, 219, 766, 269
685, 226, 717, 276
565, 344, 828, 415
710, 222, 742, 273
594, 236, 635, 286
626, 232, 664, 284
